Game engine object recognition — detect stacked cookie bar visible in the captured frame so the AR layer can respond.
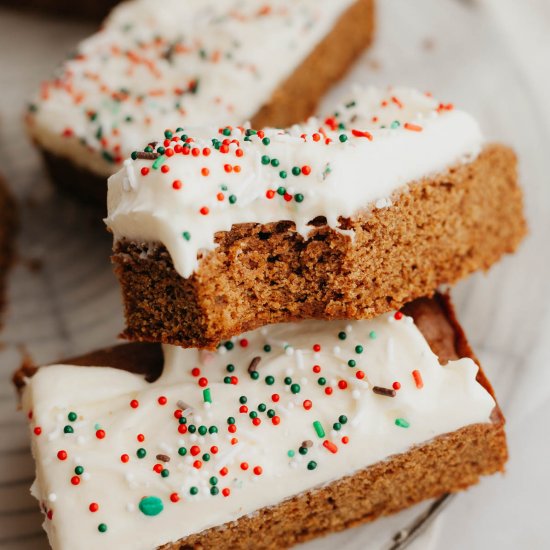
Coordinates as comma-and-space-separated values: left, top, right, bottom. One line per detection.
17, 2, 527, 549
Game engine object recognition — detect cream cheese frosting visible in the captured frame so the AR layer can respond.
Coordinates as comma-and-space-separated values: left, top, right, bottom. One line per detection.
105, 86, 484, 278
23, 311, 495, 550
26, 0, 356, 176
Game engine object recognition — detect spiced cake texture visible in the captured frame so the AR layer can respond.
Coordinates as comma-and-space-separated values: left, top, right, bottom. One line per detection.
113, 144, 526, 349
0, 174, 17, 323
31, 0, 375, 205
14, 295, 507, 549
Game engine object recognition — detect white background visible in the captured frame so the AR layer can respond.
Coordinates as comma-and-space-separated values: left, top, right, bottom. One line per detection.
0, 0, 548, 548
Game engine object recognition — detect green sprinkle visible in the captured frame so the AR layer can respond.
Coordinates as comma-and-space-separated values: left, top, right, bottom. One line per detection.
369, 331, 377, 340
202, 453, 211, 462
131, 151, 138, 160
265, 375, 275, 385
136, 448, 146, 459
279, 170, 287, 179
333, 422, 342, 431
229, 194, 237, 204
339, 134, 348, 143
161, 469, 169, 478
227, 364, 235, 373
239, 396, 247, 404
390, 120, 401, 129
283, 377, 292, 385
313, 421, 325, 438
270, 158, 280, 167
263, 345, 271, 352
198, 425, 207, 436
318, 377, 326, 386
63, 426, 74, 434
250, 371, 260, 380
224, 376, 232, 384
209, 476, 218, 486
287, 450, 295, 458
249, 411, 258, 419
258, 403, 266, 412
152, 155, 166, 170
355, 345, 364, 354
68, 412, 77, 422
208, 426, 218, 434
339, 415, 348, 424
164, 130, 173, 139
262, 137, 270, 146
307, 461, 318, 471
178, 417, 186, 424
74, 466, 84, 475
395, 418, 410, 428
190, 487, 199, 495
220, 184, 228, 191
157, 146, 166, 155
203, 389, 212, 403
292, 166, 301, 176
210, 486, 219, 496
182, 231, 191, 241
178, 447, 187, 456
144, 146, 153, 153
222, 127, 231, 136
294, 193, 304, 203
139, 496, 164, 516
261, 155, 270, 165
299, 446, 308, 455
225, 341, 234, 350
291, 383, 301, 394
277, 186, 286, 195
348, 360, 356, 368
267, 409, 275, 418
227, 417, 235, 425
98, 523, 108, 533
338, 331, 347, 340
188, 425, 196, 433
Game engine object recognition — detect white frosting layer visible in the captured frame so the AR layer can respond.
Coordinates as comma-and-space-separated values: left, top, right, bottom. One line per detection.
106, 87, 484, 278
23, 312, 495, 550
26, 0, 355, 176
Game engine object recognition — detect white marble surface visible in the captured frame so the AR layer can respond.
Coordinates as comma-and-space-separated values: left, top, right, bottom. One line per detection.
0, 0, 548, 548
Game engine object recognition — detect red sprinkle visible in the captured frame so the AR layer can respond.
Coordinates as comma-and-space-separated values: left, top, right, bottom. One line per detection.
170, 493, 180, 503
323, 440, 338, 454
240, 462, 249, 471
89, 503, 99, 513
393, 381, 401, 391
141, 167, 150, 176
342, 436, 350, 444
351, 129, 374, 141
120, 454, 129, 463
153, 464, 163, 473
201, 168, 210, 177
190, 446, 200, 456
33, 427, 42, 436
325, 387, 333, 396
161, 164, 170, 173
271, 394, 280, 403
302, 165, 311, 175
158, 396, 167, 405
71, 476, 80, 486
412, 370, 424, 389
394, 311, 403, 320
96, 429, 105, 439
240, 338, 249, 348
130, 399, 139, 409
313, 344, 321, 352
253, 466, 263, 476
272, 416, 281, 425
191, 368, 201, 377
356, 370, 365, 380
222, 488, 231, 497
338, 380, 348, 390
219, 467, 229, 477
266, 190, 275, 199
312, 365, 321, 373
137, 434, 145, 442
303, 399, 312, 410
57, 450, 68, 461
404, 122, 423, 132
199, 206, 209, 215
172, 179, 182, 190
193, 460, 202, 469
198, 377, 208, 387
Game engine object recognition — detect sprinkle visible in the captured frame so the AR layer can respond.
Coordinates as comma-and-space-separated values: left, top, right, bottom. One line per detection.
248, 356, 261, 374
372, 386, 396, 398
98, 523, 108, 533
57, 450, 67, 461
89, 503, 99, 513
412, 370, 424, 389
135, 151, 159, 160
395, 418, 410, 428
156, 454, 170, 463
351, 129, 373, 140
203, 388, 212, 403
404, 123, 423, 132
394, 311, 403, 320
323, 440, 338, 454
307, 461, 317, 471
393, 381, 401, 390
139, 496, 164, 516
313, 421, 325, 438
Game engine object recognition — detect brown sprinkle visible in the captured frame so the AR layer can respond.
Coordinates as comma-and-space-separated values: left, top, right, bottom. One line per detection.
248, 356, 262, 373
372, 386, 396, 398
156, 454, 171, 463
136, 151, 160, 160
302, 440, 313, 448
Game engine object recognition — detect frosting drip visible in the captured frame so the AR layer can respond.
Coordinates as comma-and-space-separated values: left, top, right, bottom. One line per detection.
106, 87, 484, 278
23, 312, 495, 550
26, 0, 355, 176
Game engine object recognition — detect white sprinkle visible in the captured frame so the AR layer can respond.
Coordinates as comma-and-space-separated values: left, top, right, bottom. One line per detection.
125, 473, 134, 483
285, 367, 294, 376
48, 493, 57, 503
294, 350, 304, 371
333, 345, 341, 354
123, 159, 137, 191
285, 346, 294, 356
77, 436, 86, 445
346, 325, 353, 333
126, 503, 136, 513
387, 338, 395, 362
352, 390, 361, 400
82, 472, 91, 481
